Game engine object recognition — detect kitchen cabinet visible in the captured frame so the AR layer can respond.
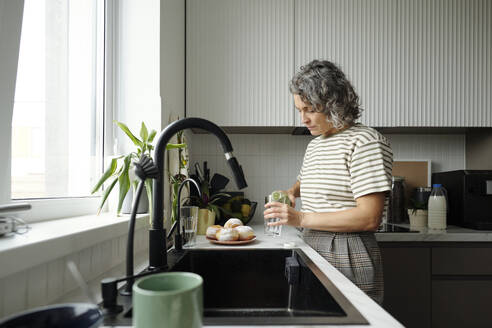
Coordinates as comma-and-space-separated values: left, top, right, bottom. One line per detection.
379, 242, 492, 328
379, 245, 431, 328
432, 246, 492, 328
295, 0, 492, 127
187, 0, 491, 128
186, 0, 294, 126
432, 280, 492, 328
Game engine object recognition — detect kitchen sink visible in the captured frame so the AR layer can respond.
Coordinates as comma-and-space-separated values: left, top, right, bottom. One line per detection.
102, 248, 368, 326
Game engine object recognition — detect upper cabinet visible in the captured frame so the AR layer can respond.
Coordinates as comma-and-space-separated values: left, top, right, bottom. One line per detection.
186, 0, 295, 126
295, 0, 492, 127
187, 0, 492, 128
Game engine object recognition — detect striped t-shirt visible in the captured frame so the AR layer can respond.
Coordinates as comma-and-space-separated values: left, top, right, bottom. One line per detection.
298, 124, 393, 217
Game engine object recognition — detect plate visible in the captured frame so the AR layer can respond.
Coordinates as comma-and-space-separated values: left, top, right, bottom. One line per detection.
206, 236, 256, 245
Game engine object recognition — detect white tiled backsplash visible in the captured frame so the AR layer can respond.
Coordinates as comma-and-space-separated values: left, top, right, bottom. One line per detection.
0, 227, 148, 318
189, 133, 466, 225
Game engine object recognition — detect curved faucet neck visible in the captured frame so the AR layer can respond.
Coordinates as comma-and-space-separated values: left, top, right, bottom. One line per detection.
149, 117, 235, 269
152, 117, 233, 231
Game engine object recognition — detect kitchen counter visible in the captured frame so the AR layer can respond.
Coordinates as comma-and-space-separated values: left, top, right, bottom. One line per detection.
97, 224, 403, 328
181, 225, 402, 328
375, 223, 492, 242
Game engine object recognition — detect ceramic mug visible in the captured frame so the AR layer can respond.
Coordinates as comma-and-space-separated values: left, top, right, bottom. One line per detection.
133, 272, 203, 328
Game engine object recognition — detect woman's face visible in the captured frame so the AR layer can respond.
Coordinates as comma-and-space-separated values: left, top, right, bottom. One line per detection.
294, 94, 336, 136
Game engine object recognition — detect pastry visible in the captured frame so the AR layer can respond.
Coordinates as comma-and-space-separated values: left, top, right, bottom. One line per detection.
216, 228, 239, 241
224, 218, 243, 229
235, 225, 255, 240
206, 225, 222, 240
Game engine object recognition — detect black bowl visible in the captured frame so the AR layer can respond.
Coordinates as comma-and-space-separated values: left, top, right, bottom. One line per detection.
217, 201, 258, 226
0, 303, 102, 328
242, 201, 258, 225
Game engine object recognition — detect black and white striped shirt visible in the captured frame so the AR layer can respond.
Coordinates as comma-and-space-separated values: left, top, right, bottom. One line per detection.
298, 124, 393, 214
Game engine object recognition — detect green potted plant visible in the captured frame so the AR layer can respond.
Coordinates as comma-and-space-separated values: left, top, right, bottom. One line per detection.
91, 121, 156, 215
407, 198, 428, 228
187, 179, 230, 235
91, 121, 187, 216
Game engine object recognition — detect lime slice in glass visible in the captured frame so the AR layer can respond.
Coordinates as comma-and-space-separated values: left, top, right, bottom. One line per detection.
271, 191, 283, 201
270, 190, 290, 205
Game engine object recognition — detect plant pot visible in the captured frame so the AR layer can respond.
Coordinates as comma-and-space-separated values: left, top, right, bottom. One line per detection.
408, 209, 428, 228
121, 186, 149, 214
197, 209, 215, 235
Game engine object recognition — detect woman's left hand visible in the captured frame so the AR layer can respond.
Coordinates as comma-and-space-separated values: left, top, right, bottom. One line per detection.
263, 202, 303, 227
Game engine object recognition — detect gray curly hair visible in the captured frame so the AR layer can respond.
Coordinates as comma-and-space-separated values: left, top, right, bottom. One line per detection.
289, 60, 362, 129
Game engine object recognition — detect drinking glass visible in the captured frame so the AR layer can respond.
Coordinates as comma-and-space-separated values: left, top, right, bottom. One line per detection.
180, 206, 199, 248
264, 195, 283, 237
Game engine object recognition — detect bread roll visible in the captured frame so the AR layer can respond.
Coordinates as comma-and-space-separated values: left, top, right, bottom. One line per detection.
206, 225, 222, 240
216, 228, 239, 241
235, 225, 255, 240
224, 218, 243, 229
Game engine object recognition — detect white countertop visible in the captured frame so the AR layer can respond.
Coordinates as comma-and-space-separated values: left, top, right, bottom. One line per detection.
375, 223, 492, 242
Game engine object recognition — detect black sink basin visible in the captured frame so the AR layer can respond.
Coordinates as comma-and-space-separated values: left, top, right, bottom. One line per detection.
103, 248, 368, 326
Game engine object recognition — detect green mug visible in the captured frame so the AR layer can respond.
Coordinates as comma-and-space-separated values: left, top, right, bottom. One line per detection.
133, 272, 203, 328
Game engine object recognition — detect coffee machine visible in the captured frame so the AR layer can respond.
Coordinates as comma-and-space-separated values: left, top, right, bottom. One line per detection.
432, 170, 492, 230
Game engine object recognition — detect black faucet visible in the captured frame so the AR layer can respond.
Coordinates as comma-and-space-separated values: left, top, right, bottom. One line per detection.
149, 117, 247, 270
167, 178, 201, 250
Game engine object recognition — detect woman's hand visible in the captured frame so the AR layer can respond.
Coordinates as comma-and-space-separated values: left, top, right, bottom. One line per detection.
285, 189, 297, 208
263, 201, 303, 227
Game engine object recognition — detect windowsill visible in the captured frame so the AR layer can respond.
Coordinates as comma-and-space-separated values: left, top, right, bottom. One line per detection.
0, 212, 150, 279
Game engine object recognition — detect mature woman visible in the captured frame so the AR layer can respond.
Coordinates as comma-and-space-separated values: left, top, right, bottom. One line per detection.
264, 60, 393, 304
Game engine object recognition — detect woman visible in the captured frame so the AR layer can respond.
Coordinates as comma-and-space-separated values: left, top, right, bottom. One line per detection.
264, 60, 393, 304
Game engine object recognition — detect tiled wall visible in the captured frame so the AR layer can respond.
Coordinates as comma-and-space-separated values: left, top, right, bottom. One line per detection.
0, 227, 148, 318
189, 133, 466, 224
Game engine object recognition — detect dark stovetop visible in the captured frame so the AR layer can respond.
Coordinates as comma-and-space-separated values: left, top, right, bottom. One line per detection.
377, 223, 419, 233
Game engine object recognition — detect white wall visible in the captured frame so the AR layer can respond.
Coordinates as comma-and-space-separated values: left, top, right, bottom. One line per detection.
190, 133, 466, 224
0, 0, 24, 205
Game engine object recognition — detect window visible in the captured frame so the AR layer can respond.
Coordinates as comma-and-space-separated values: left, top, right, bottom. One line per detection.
11, 0, 105, 200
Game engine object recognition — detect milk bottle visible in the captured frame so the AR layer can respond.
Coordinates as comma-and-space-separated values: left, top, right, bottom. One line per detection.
427, 184, 447, 230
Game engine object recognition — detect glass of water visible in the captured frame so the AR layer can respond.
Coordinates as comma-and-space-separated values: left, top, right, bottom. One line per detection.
264, 195, 283, 237
180, 206, 199, 248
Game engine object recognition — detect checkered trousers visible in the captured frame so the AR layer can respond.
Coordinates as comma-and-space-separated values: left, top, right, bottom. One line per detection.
302, 229, 384, 304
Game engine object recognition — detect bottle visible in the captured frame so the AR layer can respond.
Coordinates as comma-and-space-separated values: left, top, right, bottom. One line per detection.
388, 176, 407, 224
427, 184, 447, 230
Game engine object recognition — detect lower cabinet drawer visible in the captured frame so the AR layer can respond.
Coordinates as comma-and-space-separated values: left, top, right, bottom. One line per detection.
432, 247, 492, 275
432, 280, 492, 328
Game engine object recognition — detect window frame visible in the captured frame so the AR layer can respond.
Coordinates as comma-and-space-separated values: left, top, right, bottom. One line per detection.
11, 0, 116, 223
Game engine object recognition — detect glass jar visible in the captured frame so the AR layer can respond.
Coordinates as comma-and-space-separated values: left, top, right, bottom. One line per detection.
388, 176, 407, 224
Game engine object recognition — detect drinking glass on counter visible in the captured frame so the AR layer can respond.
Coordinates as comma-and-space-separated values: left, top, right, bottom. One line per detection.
264, 195, 283, 237
180, 206, 199, 248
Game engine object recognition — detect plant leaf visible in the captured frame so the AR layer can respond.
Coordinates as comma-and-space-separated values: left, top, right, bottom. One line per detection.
97, 177, 118, 215
91, 157, 119, 194
148, 130, 157, 143
115, 121, 143, 148
208, 204, 221, 220
140, 122, 149, 142
117, 155, 132, 215
165, 143, 187, 150
209, 193, 231, 204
